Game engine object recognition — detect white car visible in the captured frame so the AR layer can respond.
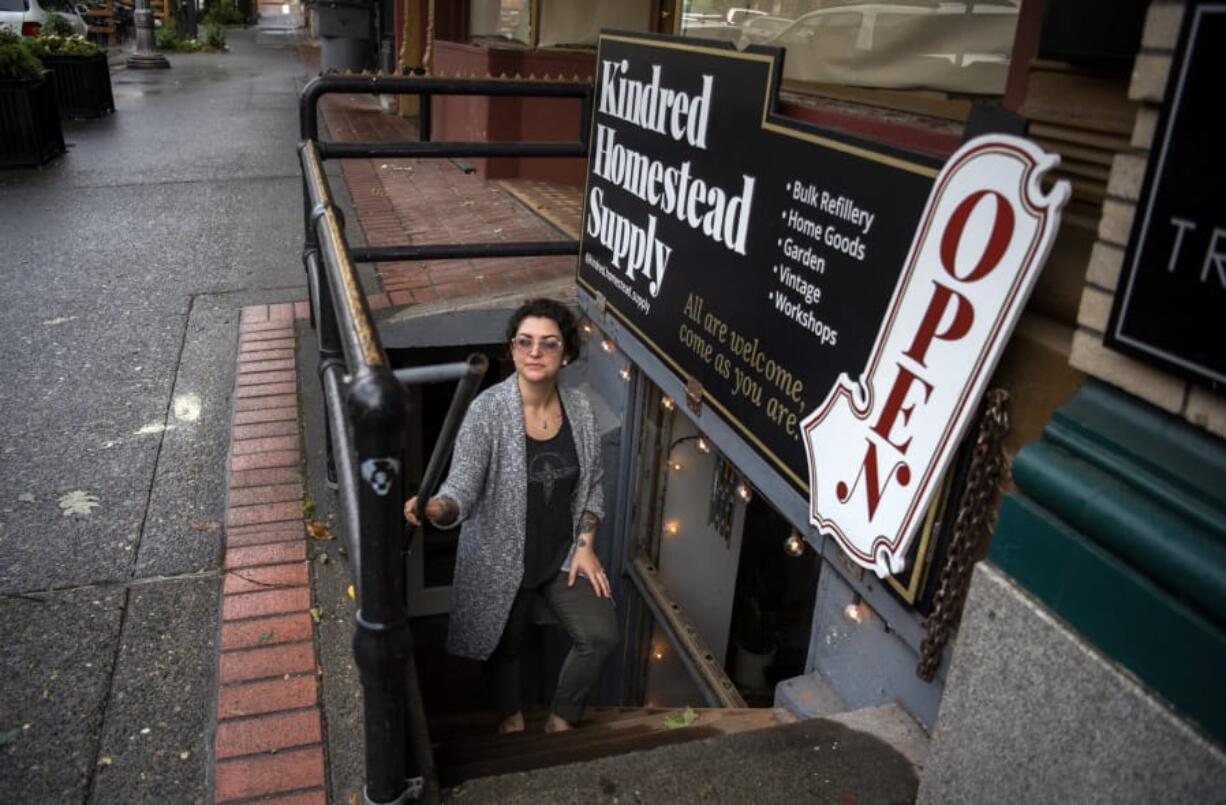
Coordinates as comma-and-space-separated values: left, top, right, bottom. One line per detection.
0, 0, 89, 38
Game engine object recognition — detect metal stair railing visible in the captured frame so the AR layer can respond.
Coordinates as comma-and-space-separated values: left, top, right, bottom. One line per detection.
297, 73, 592, 805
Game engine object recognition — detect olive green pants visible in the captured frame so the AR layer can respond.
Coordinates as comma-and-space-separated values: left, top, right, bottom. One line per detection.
489, 572, 618, 725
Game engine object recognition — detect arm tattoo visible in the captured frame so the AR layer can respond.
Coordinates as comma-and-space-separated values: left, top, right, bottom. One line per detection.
434, 496, 459, 526
576, 511, 599, 544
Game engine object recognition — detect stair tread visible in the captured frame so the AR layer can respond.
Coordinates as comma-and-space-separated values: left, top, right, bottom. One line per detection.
427, 705, 672, 738
435, 706, 793, 786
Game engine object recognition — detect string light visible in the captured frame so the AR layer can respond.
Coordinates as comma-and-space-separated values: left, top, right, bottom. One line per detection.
619, 365, 632, 381
661, 396, 676, 411
580, 320, 595, 336
783, 530, 805, 557
736, 481, 752, 502
663, 520, 680, 536
696, 437, 710, 453
653, 647, 665, 661
843, 597, 870, 625
600, 338, 616, 354
670, 459, 684, 472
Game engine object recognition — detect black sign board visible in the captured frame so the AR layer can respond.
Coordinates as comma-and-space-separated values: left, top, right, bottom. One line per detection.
1106, 3, 1226, 390
576, 33, 941, 495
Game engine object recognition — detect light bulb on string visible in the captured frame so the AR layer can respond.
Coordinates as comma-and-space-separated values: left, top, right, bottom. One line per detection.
736, 481, 752, 502
580, 320, 595, 336
843, 597, 870, 625
661, 396, 676, 411
663, 520, 680, 537
619, 365, 632, 381
696, 437, 710, 454
670, 459, 684, 472
783, 530, 805, 557
600, 338, 616, 354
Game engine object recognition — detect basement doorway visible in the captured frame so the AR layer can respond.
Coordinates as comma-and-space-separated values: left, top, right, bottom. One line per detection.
625, 380, 821, 708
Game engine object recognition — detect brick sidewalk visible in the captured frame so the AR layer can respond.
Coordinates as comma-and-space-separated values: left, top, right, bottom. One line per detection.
212, 302, 330, 804
318, 94, 575, 306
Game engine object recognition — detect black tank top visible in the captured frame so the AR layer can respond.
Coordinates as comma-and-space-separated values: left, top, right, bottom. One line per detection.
522, 400, 579, 588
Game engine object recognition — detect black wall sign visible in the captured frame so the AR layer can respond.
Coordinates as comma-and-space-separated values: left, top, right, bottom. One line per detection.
576, 33, 940, 494
1106, 3, 1226, 390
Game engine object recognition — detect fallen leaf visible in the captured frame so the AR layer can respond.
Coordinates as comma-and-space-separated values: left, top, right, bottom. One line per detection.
315, 552, 330, 565
42, 316, 76, 326
347, 584, 355, 601
172, 394, 202, 422
17, 493, 35, 504
306, 521, 334, 541
58, 491, 100, 517
461, 199, 475, 207
98, 755, 113, 766
309, 606, 322, 623
191, 521, 222, 532
257, 630, 274, 644
349, 793, 361, 805
662, 706, 699, 729
179, 750, 190, 760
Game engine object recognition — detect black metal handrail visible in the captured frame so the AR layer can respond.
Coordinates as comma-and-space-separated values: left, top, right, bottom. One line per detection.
297, 73, 591, 805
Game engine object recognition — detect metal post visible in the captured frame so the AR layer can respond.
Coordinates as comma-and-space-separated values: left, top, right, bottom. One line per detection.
126, 0, 169, 69
348, 365, 421, 804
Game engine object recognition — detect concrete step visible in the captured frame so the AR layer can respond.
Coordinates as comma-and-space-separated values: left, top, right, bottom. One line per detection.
444, 704, 927, 804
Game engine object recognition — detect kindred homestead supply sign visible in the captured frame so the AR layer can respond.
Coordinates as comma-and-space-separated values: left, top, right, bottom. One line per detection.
576, 33, 1069, 577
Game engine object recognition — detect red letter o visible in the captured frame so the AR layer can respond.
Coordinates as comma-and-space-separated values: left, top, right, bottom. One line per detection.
939, 190, 1015, 282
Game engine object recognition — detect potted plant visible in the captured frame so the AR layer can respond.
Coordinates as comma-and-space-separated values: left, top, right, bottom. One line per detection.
0, 29, 65, 167
25, 14, 114, 118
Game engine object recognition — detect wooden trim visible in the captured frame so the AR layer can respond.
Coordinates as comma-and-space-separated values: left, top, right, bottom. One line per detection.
629, 556, 747, 709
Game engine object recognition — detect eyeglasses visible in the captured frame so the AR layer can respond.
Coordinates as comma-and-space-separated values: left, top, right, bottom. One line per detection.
511, 335, 563, 354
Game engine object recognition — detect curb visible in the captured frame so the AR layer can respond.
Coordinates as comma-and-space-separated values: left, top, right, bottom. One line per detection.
212, 301, 329, 804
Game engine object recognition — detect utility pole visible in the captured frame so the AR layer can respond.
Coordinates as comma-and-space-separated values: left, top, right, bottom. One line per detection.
127, 0, 170, 68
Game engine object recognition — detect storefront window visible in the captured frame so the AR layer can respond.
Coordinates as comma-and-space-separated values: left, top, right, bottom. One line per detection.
469, 0, 655, 49
680, 1, 1020, 96
537, 0, 654, 48
470, 0, 533, 45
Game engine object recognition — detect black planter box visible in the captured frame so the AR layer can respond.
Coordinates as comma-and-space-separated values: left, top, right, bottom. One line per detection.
0, 74, 66, 167
43, 52, 115, 118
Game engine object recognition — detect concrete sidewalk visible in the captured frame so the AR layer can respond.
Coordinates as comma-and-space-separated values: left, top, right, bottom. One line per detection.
0, 28, 313, 804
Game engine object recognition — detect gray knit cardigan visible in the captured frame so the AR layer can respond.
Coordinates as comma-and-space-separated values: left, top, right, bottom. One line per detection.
434, 373, 605, 660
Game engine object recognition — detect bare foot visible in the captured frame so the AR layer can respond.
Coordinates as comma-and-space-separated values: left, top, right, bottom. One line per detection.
498, 712, 525, 734
544, 714, 573, 733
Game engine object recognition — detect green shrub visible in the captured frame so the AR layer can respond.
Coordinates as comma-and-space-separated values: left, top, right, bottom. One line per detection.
203, 23, 226, 50
44, 13, 76, 37
0, 41, 43, 82
0, 27, 21, 46
154, 24, 179, 50
202, 0, 245, 26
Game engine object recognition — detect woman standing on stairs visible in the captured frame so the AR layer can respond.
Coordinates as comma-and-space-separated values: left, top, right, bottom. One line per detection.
404, 298, 617, 735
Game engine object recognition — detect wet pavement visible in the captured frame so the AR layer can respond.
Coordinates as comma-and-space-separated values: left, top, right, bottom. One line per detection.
0, 28, 311, 801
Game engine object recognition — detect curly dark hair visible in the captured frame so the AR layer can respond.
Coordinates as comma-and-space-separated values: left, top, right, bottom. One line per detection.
505, 298, 581, 364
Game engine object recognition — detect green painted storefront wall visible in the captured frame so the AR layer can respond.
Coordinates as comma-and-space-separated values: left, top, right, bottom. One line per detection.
989, 381, 1226, 747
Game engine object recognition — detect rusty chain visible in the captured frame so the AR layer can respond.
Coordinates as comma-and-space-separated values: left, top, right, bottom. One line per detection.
916, 389, 1011, 682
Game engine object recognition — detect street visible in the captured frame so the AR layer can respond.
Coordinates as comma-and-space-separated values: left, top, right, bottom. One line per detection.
0, 27, 310, 801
